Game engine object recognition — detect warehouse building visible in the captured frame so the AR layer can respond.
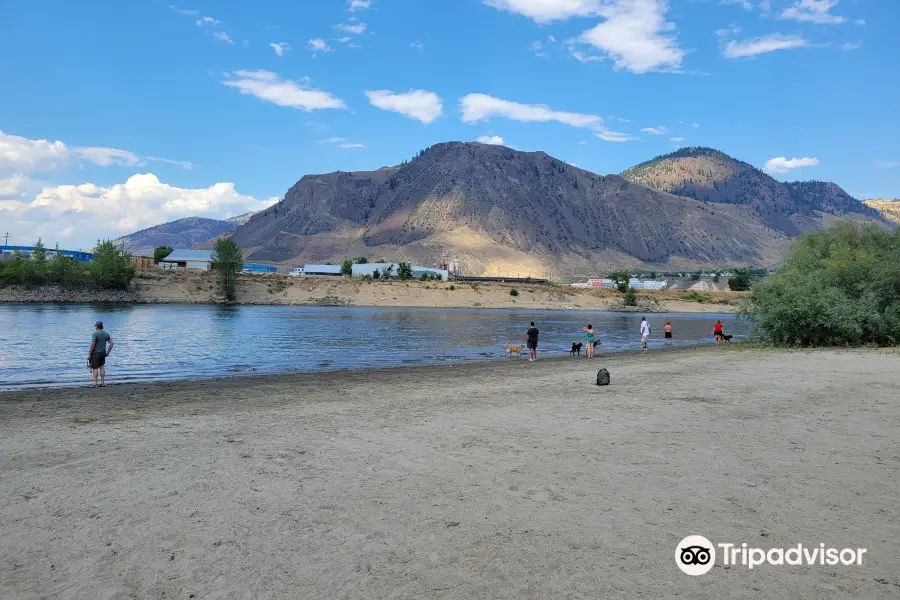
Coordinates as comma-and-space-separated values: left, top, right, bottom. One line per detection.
159, 250, 214, 271
0, 245, 94, 262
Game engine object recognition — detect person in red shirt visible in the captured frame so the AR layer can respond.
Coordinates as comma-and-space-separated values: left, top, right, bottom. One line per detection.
713, 320, 724, 344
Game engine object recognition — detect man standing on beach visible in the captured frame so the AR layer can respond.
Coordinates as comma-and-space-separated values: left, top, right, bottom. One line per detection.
88, 321, 114, 387
526, 321, 539, 362
640, 317, 650, 353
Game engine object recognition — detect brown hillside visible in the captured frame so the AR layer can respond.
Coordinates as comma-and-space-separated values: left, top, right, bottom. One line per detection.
863, 199, 900, 224
620, 147, 883, 235
228, 142, 788, 279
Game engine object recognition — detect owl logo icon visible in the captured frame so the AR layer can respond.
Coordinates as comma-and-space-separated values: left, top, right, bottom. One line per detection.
676, 535, 716, 575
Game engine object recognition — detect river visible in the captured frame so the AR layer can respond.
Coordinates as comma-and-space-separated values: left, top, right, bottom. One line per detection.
0, 305, 749, 390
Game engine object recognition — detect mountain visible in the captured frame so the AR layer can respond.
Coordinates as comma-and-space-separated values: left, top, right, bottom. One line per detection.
115, 217, 240, 256
863, 199, 900, 225
224, 142, 884, 279
226, 211, 257, 225
620, 147, 883, 235
227, 142, 796, 279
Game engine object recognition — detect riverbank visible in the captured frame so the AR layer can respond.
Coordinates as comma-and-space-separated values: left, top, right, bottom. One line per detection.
0, 271, 742, 313
2, 348, 898, 599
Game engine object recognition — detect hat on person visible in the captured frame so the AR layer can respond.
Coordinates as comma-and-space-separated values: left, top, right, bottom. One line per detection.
95, 321, 103, 329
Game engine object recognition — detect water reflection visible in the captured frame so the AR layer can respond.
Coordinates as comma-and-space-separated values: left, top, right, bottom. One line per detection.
0, 304, 748, 390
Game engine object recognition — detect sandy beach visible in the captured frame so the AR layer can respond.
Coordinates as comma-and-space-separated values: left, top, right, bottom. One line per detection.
1, 348, 898, 599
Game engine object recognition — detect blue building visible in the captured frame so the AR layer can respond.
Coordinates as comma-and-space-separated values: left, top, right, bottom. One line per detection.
242, 263, 277, 274
0, 245, 94, 262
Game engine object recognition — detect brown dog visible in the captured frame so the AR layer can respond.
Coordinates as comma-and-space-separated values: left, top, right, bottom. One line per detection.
505, 344, 525, 357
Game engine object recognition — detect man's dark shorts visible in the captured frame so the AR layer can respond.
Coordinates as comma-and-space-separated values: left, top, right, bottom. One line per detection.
527, 340, 537, 350
90, 352, 106, 369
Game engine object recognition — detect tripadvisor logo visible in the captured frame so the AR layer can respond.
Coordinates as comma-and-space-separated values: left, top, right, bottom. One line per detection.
675, 535, 867, 576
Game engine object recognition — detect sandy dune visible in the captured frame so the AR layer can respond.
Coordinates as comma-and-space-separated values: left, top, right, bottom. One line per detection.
1, 349, 898, 599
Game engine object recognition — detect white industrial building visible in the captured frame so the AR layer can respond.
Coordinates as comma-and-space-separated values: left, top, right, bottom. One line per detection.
290, 263, 449, 280
290, 265, 342, 277
159, 250, 214, 271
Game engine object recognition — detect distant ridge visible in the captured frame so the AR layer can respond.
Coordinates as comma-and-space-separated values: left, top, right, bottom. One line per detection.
114, 217, 241, 256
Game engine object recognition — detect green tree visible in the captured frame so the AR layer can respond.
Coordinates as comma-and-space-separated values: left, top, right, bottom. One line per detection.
728, 268, 752, 291
89, 240, 136, 290
341, 259, 353, 276
32, 238, 47, 263
373, 269, 381, 280
742, 223, 900, 346
354, 257, 369, 264
382, 264, 395, 279
51, 244, 81, 289
154, 246, 174, 264
211, 238, 243, 302
397, 262, 413, 280
610, 270, 631, 294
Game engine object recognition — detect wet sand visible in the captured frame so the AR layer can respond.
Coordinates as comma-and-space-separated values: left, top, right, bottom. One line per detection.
1, 348, 898, 599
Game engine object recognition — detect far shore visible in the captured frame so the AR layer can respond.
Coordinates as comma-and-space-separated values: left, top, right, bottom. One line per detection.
1, 348, 897, 599
0, 271, 743, 313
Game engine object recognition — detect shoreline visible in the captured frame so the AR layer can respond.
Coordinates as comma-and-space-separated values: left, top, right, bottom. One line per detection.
0, 274, 742, 313
1, 348, 897, 599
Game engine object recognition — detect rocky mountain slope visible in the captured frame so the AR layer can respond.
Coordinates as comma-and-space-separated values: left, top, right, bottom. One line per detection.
863, 199, 900, 224
115, 217, 240, 256
228, 142, 797, 279
620, 147, 882, 235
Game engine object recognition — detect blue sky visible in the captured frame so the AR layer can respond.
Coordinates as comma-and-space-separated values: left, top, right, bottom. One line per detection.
1, 0, 897, 249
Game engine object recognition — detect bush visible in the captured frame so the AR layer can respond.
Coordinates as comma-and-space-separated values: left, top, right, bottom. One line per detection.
397, 262, 413, 280
89, 240, 136, 290
420, 273, 429, 281
211, 238, 243, 302
623, 287, 637, 306
742, 223, 900, 346
341, 259, 353, 276
728, 268, 752, 291
449, 284, 455, 291
610, 270, 631, 294
510, 288, 519, 297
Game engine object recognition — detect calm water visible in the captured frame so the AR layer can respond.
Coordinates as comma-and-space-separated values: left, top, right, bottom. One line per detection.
0, 305, 749, 390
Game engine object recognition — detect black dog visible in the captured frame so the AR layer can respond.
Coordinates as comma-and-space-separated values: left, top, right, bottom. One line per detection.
571, 343, 583, 356
722, 334, 733, 343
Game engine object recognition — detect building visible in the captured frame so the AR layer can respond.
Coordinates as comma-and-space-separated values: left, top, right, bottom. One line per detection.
352, 263, 399, 278
242, 263, 277, 274
159, 250, 214, 271
291, 264, 343, 277
577, 278, 668, 290
411, 266, 449, 281
132, 256, 155, 269
0, 246, 94, 262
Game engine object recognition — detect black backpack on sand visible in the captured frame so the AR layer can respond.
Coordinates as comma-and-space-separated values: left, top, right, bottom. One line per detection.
596, 368, 610, 386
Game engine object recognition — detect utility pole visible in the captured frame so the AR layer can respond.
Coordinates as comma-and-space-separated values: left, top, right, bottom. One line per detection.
3, 233, 8, 246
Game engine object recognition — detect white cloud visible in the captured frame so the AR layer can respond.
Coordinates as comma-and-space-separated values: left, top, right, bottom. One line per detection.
348, 0, 371, 10
570, 48, 603, 63
476, 135, 505, 145
0, 173, 32, 200
0, 174, 278, 248
571, 0, 685, 73
693, 123, 699, 128
410, 40, 424, 50
270, 42, 290, 56
366, 90, 444, 124
855, 18, 865, 25
595, 129, 634, 142
763, 156, 819, 174
460, 93, 633, 142
779, 0, 846, 24
318, 137, 347, 144
641, 126, 669, 135
723, 34, 807, 58
0, 130, 192, 173
460, 93, 602, 129
223, 70, 346, 111
336, 22, 367, 34
839, 41, 861, 51
196, 16, 220, 26
340, 143, 366, 149
715, 24, 741, 38
578, 140, 588, 145
308, 38, 334, 53
318, 138, 366, 149
670, 137, 684, 142
213, 31, 234, 44
169, 6, 200, 16
484, 0, 604, 23
875, 160, 900, 168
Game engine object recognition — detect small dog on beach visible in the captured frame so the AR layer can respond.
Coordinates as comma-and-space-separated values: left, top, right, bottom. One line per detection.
505, 344, 525, 357
722, 334, 733, 343
571, 343, 583, 356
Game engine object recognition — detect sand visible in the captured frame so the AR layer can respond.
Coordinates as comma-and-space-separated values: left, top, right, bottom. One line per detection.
1, 348, 898, 599
1, 271, 742, 313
